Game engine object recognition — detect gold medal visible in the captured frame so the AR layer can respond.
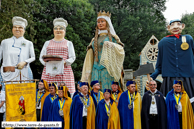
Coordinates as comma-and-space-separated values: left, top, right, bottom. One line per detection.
151, 101, 155, 104
181, 42, 189, 50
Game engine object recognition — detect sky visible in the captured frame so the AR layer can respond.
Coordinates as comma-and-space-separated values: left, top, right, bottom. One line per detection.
163, 0, 194, 23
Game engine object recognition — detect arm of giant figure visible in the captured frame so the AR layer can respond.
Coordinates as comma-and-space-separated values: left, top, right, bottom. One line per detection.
17, 41, 35, 69
150, 42, 163, 80
65, 41, 76, 66
39, 41, 50, 66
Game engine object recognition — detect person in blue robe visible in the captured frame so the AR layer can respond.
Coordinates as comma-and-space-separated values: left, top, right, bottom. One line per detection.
90, 80, 104, 109
70, 82, 95, 129
41, 83, 58, 122
118, 81, 142, 129
49, 86, 72, 129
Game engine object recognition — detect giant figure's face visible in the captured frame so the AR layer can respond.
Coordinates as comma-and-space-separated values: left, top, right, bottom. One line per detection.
167, 22, 185, 35
97, 18, 107, 30
53, 25, 66, 38
12, 25, 25, 38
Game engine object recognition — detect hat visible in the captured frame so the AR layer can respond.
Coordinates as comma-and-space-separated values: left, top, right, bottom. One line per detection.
126, 81, 136, 86
90, 80, 99, 87
173, 80, 182, 85
103, 89, 112, 94
49, 83, 57, 89
53, 18, 68, 28
80, 82, 89, 87
111, 81, 119, 85
58, 86, 69, 98
12, 16, 28, 28
169, 19, 181, 25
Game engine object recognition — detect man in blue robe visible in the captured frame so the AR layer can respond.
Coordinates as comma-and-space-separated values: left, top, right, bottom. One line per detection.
166, 80, 194, 129
49, 86, 72, 129
41, 83, 58, 121
118, 81, 142, 129
70, 82, 95, 129
141, 80, 167, 129
90, 80, 104, 109
96, 89, 120, 129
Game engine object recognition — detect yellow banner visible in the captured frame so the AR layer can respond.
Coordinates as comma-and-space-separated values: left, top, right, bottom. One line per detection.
5, 83, 36, 121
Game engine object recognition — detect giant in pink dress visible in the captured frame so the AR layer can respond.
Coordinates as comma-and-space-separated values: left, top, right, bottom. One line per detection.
39, 39, 76, 93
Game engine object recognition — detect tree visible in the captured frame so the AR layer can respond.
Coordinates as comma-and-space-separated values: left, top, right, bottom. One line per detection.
33, 0, 96, 82
89, 0, 168, 70
0, 0, 40, 43
181, 12, 194, 36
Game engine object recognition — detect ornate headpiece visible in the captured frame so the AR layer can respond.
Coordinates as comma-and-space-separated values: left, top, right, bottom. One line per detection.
97, 11, 111, 18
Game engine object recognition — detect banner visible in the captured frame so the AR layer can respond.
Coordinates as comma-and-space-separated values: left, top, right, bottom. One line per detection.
5, 83, 36, 121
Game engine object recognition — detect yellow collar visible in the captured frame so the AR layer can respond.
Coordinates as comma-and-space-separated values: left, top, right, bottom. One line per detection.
99, 33, 108, 37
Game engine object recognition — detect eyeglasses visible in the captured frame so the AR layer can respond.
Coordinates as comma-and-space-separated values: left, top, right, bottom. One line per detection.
13, 26, 24, 30
54, 26, 65, 30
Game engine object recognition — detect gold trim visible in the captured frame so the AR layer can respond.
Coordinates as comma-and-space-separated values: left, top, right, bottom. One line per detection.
99, 33, 108, 37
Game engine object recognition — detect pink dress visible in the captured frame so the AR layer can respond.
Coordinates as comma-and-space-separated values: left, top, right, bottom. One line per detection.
41, 39, 75, 93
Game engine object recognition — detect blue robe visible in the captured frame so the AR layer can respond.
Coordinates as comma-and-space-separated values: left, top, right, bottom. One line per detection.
95, 99, 113, 129
166, 89, 181, 129
49, 97, 64, 129
141, 90, 167, 129
41, 94, 57, 121
118, 90, 135, 129
70, 93, 89, 129
72, 90, 79, 99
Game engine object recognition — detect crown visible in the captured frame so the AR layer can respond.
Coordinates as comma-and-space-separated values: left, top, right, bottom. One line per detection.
97, 10, 111, 18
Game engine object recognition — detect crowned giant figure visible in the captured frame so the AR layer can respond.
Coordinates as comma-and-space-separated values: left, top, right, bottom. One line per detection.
81, 11, 125, 90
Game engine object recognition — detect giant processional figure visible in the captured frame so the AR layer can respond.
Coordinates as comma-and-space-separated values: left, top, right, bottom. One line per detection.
39, 18, 76, 95
81, 11, 125, 90
0, 16, 37, 122
150, 19, 194, 108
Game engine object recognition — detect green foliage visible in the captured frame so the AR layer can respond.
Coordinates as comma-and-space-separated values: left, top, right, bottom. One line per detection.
0, 0, 40, 43
181, 13, 194, 37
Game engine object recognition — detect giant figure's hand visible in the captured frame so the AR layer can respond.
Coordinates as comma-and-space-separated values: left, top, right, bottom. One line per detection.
17, 61, 27, 70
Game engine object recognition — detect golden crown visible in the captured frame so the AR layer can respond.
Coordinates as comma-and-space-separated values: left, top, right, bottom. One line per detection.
97, 10, 111, 18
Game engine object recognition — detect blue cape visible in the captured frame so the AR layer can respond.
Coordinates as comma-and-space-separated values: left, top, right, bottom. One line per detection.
166, 89, 181, 129
118, 90, 136, 129
95, 99, 113, 129
49, 97, 64, 129
41, 94, 57, 121
141, 90, 167, 129
70, 93, 87, 129
72, 90, 79, 99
